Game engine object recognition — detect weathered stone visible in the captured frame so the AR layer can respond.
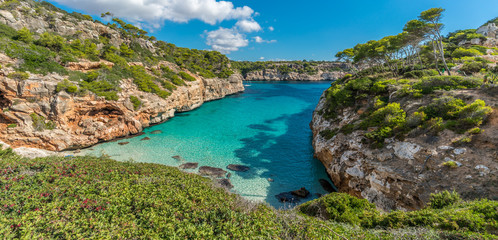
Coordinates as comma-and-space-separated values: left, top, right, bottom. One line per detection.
199, 166, 227, 178
227, 164, 250, 172
118, 142, 129, 145
275, 192, 300, 203
291, 187, 310, 198
319, 179, 336, 193
172, 155, 183, 161
150, 130, 163, 134
216, 178, 233, 190
267, 178, 274, 182
179, 162, 198, 169
140, 137, 151, 141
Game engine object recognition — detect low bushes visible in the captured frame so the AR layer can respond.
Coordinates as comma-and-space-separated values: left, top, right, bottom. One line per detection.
299, 192, 498, 234
129, 96, 141, 110
413, 76, 482, 94
30, 113, 56, 131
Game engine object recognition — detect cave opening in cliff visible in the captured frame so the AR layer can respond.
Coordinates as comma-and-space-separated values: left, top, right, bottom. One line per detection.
0, 90, 11, 110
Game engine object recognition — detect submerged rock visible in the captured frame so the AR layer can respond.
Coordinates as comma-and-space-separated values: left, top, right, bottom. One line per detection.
275, 192, 300, 203
319, 179, 336, 193
179, 162, 199, 169
268, 178, 274, 182
217, 178, 233, 189
172, 155, 183, 161
227, 164, 250, 172
140, 137, 151, 141
291, 187, 310, 198
118, 142, 130, 145
150, 130, 163, 134
199, 166, 227, 178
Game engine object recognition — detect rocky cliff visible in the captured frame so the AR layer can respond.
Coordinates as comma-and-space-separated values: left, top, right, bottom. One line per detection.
0, 1, 244, 152
311, 85, 497, 211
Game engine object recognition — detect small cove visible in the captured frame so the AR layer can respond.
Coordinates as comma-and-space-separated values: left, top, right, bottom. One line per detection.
80, 81, 333, 208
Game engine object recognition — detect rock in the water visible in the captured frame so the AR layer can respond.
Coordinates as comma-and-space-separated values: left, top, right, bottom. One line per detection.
151, 130, 162, 134
227, 173, 232, 178
227, 164, 250, 172
275, 192, 300, 203
172, 155, 183, 160
319, 179, 336, 193
217, 178, 233, 189
118, 142, 130, 145
74, 149, 81, 153
267, 178, 274, 182
179, 162, 199, 169
199, 166, 227, 178
141, 137, 151, 141
291, 187, 310, 198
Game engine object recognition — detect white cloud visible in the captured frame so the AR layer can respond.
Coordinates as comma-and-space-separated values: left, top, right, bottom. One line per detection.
268, 26, 274, 31
259, 57, 265, 60
51, 0, 255, 26
235, 19, 261, 33
205, 27, 248, 53
254, 36, 276, 44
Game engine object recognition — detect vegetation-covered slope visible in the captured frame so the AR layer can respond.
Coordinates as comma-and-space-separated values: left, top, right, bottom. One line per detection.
0, 148, 496, 239
312, 8, 497, 212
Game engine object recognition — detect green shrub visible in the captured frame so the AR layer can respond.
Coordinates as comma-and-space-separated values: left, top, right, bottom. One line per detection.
443, 161, 458, 169
403, 69, 438, 79
429, 191, 461, 209
6, 123, 17, 128
119, 43, 134, 58
7, 71, 29, 80
36, 32, 66, 52
130, 66, 171, 98
30, 113, 56, 131
14, 27, 33, 43
420, 97, 492, 133
129, 95, 141, 110
80, 80, 119, 101
0, 23, 17, 39
56, 79, 78, 93
161, 80, 177, 91
413, 76, 482, 94
451, 48, 482, 58
170, 75, 185, 86
460, 61, 487, 75
179, 71, 196, 81
320, 128, 339, 140
299, 193, 379, 228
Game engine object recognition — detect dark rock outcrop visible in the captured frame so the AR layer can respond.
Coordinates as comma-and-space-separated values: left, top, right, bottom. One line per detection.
179, 162, 199, 169
227, 164, 250, 172
199, 166, 227, 178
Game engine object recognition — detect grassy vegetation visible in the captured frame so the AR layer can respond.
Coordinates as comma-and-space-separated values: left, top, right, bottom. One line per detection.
0, 148, 494, 239
299, 192, 498, 236
129, 95, 141, 110
30, 113, 56, 131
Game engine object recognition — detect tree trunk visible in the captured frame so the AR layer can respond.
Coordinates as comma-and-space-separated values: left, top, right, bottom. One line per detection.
431, 40, 442, 75
437, 38, 451, 75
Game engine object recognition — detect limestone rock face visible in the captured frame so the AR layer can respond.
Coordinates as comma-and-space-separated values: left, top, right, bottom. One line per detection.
0, 54, 244, 151
311, 90, 498, 211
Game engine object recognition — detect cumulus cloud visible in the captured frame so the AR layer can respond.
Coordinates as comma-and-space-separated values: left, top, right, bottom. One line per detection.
268, 26, 274, 31
51, 0, 254, 25
235, 19, 261, 33
254, 36, 276, 44
205, 28, 248, 53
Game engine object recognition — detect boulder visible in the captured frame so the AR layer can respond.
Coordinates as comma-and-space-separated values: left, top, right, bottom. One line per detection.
319, 179, 336, 193
275, 192, 300, 203
227, 164, 250, 172
179, 162, 198, 169
199, 166, 227, 178
118, 142, 129, 145
217, 178, 233, 190
140, 137, 151, 141
291, 187, 310, 198
150, 130, 162, 134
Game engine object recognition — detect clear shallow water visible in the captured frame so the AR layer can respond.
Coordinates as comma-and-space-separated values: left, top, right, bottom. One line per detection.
80, 81, 333, 208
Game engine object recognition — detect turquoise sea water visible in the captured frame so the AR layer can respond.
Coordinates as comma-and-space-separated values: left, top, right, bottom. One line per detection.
80, 81, 333, 208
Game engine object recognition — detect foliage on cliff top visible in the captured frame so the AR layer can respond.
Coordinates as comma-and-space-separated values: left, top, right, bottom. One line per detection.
231, 60, 345, 76
1, 148, 491, 239
299, 192, 498, 236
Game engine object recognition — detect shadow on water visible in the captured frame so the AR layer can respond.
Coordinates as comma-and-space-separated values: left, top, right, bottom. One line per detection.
233, 83, 332, 208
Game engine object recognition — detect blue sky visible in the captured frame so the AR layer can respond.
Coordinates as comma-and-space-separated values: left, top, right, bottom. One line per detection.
47, 0, 498, 61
